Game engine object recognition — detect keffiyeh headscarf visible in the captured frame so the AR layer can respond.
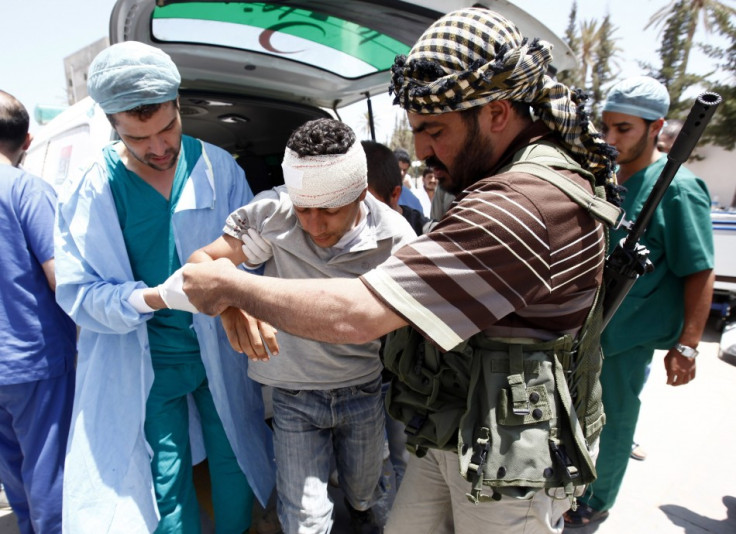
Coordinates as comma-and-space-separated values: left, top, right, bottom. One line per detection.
390, 8, 619, 203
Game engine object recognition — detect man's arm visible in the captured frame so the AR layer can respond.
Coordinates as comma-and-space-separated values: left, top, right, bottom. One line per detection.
41, 258, 57, 292
188, 234, 247, 265
186, 234, 277, 359
664, 268, 715, 386
182, 258, 408, 345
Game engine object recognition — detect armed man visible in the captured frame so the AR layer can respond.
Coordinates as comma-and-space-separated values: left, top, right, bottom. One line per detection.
177, 7, 621, 533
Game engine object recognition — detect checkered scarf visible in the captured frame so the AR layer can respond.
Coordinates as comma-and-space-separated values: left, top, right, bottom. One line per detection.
390, 8, 619, 200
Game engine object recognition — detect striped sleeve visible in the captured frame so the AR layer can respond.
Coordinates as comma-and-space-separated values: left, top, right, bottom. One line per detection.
362, 171, 605, 351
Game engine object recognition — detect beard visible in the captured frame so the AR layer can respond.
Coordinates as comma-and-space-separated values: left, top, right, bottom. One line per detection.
615, 127, 650, 166
426, 113, 496, 196
125, 142, 180, 171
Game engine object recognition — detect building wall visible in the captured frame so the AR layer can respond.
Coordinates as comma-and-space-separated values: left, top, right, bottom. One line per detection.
64, 37, 109, 105
687, 145, 736, 209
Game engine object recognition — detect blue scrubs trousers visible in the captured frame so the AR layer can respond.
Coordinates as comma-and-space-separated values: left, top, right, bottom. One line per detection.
0, 368, 75, 534
145, 361, 254, 534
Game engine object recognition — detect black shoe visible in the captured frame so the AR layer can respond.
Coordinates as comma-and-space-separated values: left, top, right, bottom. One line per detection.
563, 502, 609, 529
344, 498, 382, 534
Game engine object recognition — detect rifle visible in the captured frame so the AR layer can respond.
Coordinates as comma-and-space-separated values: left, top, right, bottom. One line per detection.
601, 92, 722, 329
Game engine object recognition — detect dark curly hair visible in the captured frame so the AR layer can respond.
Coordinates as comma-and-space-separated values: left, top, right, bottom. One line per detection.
286, 118, 355, 157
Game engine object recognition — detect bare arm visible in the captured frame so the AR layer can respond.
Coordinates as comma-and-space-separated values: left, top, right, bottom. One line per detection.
182, 258, 408, 345
41, 258, 57, 292
188, 234, 248, 265
664, 268, 715, 386
187, 234, 278, 359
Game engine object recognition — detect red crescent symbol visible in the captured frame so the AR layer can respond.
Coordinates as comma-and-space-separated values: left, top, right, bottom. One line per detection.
258, 21, 326, 55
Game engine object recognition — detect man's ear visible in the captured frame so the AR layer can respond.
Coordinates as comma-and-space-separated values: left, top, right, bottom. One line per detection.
650, 117, 665, 140
484, 100, 513, 133
390, 185, 402, 207
21, 132, 32, 151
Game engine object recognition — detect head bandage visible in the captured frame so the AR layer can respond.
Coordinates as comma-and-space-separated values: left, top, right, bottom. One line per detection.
389, 7, 618, 199
603, 76, 670, 120
87, 41, 181, 114
281, 142, 367, 208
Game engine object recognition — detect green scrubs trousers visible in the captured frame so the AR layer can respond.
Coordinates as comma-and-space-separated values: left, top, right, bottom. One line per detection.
580, 346, 654, 512
145, 361, 254, 533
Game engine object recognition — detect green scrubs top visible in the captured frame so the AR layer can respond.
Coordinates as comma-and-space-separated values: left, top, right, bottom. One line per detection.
105, 135, 203, 364
602, 156, 714, 357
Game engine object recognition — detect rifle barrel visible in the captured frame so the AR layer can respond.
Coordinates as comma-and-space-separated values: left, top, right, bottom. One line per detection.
623, 92, 722, 250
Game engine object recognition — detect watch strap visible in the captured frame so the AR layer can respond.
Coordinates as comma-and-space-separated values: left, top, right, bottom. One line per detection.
673, 342, 698, 359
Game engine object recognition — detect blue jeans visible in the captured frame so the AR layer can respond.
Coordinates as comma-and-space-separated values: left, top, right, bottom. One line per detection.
272, 376, 385, 534
381, 381, 409, 487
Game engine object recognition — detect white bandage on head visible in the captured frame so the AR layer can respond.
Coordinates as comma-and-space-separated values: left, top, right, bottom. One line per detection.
281, 141, 368, 208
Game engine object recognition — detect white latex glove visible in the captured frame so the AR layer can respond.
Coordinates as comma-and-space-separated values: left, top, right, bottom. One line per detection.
158, 266, 200, 313
241, 227, 273, 267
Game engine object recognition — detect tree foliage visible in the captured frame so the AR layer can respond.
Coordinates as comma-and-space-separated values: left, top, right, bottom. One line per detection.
557, 1, 582, 88
558, 5, 622, 122
700, 6, 736, 149
646, 0, 736, 118
590, 14, 621, 119
389, 114, 417, 162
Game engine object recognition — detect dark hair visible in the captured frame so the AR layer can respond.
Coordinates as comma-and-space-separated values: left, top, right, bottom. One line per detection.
0, 90, 30, 152
287, 118, 355, 157
422, 166, 434, 177
393, 147, 411, 164
107, 99, 178, 127
362, 140, 401, 203
642, 117, 657, 144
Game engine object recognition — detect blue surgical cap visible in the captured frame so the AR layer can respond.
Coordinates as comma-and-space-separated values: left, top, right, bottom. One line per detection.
87, 41, 181, 114
603, 76, 670, 120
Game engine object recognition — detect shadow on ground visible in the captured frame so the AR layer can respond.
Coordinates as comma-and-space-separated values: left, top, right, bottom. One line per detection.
660, 496, 736, 534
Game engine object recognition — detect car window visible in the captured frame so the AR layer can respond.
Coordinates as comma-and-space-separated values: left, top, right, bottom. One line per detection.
152, 2, 411, 79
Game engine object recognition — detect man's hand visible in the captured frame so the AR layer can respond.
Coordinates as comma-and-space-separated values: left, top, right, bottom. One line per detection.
664, 349, 696, 386
181, 258, 238, 316
220, 307, 279, 360
241, 228, 273, 267
158, 266, 199, 313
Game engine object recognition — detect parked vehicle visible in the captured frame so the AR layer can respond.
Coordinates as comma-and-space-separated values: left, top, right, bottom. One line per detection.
711, 210, 736, 332
24, 0, 574, 193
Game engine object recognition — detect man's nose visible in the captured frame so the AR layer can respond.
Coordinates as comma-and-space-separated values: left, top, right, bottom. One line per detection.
414, 136, 433, 162
149, 135, 167, 155
302, 212, 324, 234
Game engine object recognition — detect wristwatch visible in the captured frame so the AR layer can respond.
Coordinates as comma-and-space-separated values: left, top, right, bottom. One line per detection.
673, 342, 699, 359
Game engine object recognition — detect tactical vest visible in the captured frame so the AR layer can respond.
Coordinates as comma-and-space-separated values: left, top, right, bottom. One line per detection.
383, 142, 622, 505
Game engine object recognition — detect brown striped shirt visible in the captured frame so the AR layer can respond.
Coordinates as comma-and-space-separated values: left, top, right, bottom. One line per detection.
361, 125, 605, 351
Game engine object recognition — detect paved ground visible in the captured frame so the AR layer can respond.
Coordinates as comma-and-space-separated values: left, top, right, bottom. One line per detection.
2, 317, 735, 533
570, 318, 736, 534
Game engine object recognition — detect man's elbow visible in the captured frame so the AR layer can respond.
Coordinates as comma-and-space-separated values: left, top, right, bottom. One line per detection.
332, 316, 385, 345
187, 249, 211, 264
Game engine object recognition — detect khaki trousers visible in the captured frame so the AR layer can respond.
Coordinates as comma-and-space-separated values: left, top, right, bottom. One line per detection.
385, 449, 570, 534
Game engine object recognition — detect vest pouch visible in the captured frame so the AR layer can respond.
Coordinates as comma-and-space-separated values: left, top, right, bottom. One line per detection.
384, 327, 472, 451
457, 340, 597, 503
